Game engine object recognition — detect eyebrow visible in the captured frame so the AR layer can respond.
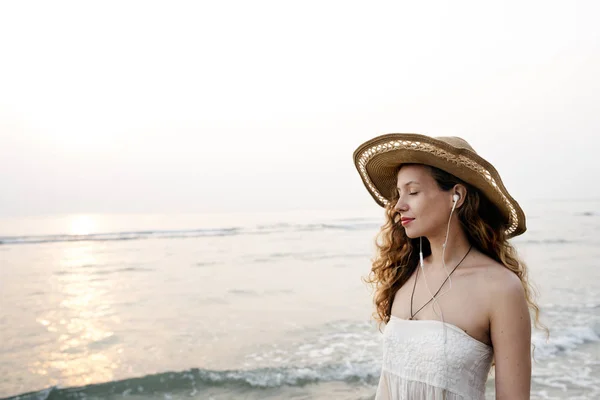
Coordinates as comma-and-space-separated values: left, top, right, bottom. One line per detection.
397, 181, 420, 189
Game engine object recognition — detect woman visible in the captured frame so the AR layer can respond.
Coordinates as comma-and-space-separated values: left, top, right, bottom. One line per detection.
353, 134, 545, 399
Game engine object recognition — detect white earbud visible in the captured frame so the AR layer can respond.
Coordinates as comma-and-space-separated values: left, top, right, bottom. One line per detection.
453, 194, 459, 202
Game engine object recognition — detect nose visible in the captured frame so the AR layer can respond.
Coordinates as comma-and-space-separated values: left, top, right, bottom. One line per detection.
394, 197, 408, 212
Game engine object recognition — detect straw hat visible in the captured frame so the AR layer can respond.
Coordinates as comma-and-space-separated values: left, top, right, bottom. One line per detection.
352, 133, 526, 238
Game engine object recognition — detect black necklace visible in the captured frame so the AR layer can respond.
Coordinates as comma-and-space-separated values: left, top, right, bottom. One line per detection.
409, 245, 472, 320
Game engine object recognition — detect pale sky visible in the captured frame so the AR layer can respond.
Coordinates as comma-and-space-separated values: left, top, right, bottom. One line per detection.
1, 0, 599, 217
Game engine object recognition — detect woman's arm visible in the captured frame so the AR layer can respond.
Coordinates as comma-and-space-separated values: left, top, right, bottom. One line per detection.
490, 270, 532, 399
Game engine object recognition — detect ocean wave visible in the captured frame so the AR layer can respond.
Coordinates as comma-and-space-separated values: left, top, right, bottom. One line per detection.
575, 211, 596, 217
5, 362, 380, 399
533, 323, 600, 359
0, 228, 241, 246
0, 221, 381, 246
250, 251, 369, 263
6, 321, 599, 399
514, 238, 575, 245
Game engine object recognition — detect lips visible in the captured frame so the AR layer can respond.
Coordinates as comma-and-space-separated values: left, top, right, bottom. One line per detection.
401, 218, 415, 226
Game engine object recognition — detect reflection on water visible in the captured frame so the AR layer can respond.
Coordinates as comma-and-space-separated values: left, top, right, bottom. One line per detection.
30, 243, 120, 387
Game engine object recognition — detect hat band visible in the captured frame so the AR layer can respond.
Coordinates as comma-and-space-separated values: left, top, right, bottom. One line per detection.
356, 139, 519, 236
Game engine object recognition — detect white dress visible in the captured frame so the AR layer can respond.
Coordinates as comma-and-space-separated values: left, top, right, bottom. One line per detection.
375, 316, 494, 400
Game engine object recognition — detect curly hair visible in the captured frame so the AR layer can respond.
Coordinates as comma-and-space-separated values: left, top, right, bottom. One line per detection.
361, 164, 548, 342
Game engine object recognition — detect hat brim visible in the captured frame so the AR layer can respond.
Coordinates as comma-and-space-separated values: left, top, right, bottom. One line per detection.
353, 133, 526, 238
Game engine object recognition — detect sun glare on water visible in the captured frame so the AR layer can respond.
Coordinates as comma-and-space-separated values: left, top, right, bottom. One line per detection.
70, 215, 96, 236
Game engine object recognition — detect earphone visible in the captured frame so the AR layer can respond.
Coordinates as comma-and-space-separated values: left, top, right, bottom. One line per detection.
418, 191, 461, 318
439, 192, 460, 292
419, 192, 459, 266
415, 191, 460, 390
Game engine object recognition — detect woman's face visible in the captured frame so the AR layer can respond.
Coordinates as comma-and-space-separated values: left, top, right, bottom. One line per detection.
394, 164, 454, 239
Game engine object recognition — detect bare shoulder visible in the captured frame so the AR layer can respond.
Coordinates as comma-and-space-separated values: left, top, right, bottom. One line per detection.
473, 256, 530, 338
486, 263, 529, 318
465, 254, 527, 315
467, 254, 523, 293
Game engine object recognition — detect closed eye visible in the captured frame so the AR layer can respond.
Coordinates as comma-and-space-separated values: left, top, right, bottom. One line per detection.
397, 191, 419, 196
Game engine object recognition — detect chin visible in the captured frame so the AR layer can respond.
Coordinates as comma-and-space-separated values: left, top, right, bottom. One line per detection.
403, 227, 421, 239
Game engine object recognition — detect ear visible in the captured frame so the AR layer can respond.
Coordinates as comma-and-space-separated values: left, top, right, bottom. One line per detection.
452, 184, 467, 208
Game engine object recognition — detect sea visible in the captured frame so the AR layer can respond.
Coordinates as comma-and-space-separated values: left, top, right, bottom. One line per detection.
1, 199, 599, 399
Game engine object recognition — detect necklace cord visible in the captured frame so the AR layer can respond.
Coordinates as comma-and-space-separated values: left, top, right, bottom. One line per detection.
409, 245, 472, 320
